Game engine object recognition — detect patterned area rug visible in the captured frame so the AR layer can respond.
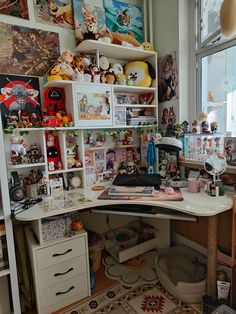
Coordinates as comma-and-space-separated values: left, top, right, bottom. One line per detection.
103, 251, 158, 285
61, 282, 202, 314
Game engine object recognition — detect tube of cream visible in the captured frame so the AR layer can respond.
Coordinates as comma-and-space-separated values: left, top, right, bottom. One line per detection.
217, 280, 230, 301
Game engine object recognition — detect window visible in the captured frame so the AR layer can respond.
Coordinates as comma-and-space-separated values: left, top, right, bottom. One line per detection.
196, 0, 236, 136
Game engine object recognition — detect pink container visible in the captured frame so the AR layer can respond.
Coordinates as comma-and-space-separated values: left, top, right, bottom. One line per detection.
188, 179, 200, 193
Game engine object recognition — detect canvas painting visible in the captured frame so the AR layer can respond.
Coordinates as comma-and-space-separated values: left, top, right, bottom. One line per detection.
0, 0, 29, 19
158, 52, 178, 103
73, 0, 106, 45
0, 22, 60, 76
34, 0, 74, 28
0, 74, 41, 128
104, 0, 144, 43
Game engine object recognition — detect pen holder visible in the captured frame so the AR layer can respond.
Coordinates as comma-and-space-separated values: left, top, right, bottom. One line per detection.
25, 183, 38, 199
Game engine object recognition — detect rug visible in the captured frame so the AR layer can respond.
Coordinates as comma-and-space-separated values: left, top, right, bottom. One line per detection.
61, 282, 202, 314
102, 251, 158, 286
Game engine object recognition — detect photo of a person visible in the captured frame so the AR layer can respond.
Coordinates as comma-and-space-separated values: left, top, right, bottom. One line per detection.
158, 52, 178, 103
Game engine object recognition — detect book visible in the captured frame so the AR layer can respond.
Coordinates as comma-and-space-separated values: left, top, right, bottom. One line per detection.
108, 185, 155, 196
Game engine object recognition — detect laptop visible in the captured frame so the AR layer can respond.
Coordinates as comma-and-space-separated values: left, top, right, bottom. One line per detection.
113, 173, 161, 189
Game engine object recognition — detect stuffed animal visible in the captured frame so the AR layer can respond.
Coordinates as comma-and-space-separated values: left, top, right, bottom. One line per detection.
220, 0, 236, 37
66, 145, 82, 168
46, 131, 62, 171
142, 42, 154, 51
99, 29, 142, 48
124, 61, 156, 87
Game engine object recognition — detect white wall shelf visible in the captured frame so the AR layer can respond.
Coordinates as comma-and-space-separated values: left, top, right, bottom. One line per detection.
7, 162, 45, 170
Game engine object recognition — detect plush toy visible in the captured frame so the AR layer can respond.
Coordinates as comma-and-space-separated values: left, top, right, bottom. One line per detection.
110, 63, 123, 75
66, 145, 82, 168
99, 29, 142, 48
46, 131, 62, 171
142, 42, 154, 51
220, 0, 236, 37
124, 61, 156, 87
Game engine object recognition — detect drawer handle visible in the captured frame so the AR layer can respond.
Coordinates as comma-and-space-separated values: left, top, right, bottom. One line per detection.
54, 267, 73, 277
56, 285, 74, 296
52, 248, 72, 257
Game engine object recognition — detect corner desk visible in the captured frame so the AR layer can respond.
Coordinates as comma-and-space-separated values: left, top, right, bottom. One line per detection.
16, 187, 233, 304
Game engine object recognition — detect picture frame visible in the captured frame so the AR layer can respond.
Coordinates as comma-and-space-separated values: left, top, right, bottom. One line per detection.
224, 137, 236, 166
74, 84, 113, 126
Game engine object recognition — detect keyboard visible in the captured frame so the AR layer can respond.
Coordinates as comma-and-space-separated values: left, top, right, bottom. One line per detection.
108, 185, 155, 196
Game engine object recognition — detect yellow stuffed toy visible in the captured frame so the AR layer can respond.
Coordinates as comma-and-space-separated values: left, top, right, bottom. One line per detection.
124, 61, 156, 87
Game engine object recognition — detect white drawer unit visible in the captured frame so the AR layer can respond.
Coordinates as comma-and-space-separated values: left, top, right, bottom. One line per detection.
26, 228, 90, 314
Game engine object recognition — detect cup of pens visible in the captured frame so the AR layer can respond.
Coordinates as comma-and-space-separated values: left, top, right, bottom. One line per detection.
23, 170, 39, 198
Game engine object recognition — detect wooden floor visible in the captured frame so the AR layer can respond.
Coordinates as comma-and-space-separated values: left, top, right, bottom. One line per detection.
25, 264, 117, 314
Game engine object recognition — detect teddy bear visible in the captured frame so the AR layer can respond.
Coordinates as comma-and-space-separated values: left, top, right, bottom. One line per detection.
10, 134, 27, 164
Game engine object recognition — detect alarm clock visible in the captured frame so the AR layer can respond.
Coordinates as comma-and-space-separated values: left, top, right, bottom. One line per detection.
69, 175, 81, 189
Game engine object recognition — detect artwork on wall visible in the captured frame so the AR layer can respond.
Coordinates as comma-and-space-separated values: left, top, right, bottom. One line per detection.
103, 0, 144, 43
34, 0, 74, 28
0, 74, 41, 128
158, 51, 178, 103
73, 0, 106, 45
0, 0, 29, 19
0, 22, 60, 76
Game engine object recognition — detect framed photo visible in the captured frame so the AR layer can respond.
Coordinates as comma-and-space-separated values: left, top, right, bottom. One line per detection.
0, 0, 29, 19
104, 0, 144, 43
115, 107, 126, 126
224, 137, 236, 166
75, 84, 113, 126
0, 74, 42, 129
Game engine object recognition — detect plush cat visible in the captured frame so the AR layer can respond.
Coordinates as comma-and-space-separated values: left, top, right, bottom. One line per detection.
66, 145, 82, 168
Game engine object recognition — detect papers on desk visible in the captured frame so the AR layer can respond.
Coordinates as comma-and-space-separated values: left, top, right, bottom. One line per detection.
108, 185, 155, 196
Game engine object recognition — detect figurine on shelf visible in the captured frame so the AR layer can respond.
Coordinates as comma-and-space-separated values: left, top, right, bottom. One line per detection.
126, 151, 138, 175
192, 119, 200, 134
122, 130, 134, 146
118, 161, 127, 174
211, 121, 218, 133
10, 134, 27, 165
56, 111, 73, 127
44, 87, 65, 117
46, 131, 62, 171
199, 112, 209, 133
66, 145, 82, 168
28, 144, 44, 163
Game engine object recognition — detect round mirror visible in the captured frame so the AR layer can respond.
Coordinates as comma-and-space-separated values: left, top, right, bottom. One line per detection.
204, 154, 227, 180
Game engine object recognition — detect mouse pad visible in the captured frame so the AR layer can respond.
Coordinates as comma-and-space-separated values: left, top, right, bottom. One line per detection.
98, 187, 183, 201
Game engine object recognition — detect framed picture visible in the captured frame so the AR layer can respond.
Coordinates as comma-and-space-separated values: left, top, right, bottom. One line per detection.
0, 0, 29, 19
0, 74, 42, 129
34, 0, 74, 29
75, 84, 113, 126
72, 0, 106, 45
104, 0, 144, 43
224, 137, 236, 166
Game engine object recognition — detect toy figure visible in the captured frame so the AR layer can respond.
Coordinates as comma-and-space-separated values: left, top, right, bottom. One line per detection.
123, 130, 133, 146
66, 145, 82, 168
147, 138, 156, 174
10, 134, 27, 164
44, 87, 65, 117
28, 144, 44, 163
199, 113, 209, 133
126, 152, 138, 174
211, 121, 218, 133
81, 7, 99, 41
118, 161, 127, 174
106, 149, 116, 171
46, 131, 62, 171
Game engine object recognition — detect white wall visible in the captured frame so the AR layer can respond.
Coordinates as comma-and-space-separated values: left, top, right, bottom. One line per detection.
152, 0, 190, 124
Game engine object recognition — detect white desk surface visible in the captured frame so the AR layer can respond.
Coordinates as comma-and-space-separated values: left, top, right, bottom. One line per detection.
15, 187, 233, 221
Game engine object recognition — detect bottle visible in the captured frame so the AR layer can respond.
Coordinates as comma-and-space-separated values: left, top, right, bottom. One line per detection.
210, 181, 216, 197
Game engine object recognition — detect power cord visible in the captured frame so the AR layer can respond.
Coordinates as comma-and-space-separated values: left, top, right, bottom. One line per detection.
11, 197, 43, 219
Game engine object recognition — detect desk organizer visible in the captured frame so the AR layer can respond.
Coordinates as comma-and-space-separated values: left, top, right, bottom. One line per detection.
155, 245, 207, 304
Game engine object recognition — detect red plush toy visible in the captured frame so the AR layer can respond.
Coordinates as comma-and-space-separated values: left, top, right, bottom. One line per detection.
44, 87, 65, 116
46, 131, 62, 171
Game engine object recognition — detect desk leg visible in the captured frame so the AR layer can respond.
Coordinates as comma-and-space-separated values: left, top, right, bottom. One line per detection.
207, 215, 217, 301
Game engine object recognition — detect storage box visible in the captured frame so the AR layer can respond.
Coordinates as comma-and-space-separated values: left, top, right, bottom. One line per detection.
183, 133, 224, 162
41, 217, 66, 242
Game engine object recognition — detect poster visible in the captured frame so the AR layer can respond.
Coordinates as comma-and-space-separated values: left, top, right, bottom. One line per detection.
0, 0, 29, 19
0, 22, 60, 76
0, 74, 41, 128
34, 0, 74, 28
73, 0, 106, 45
158, 52, 178, 103
103, 0, 143, 43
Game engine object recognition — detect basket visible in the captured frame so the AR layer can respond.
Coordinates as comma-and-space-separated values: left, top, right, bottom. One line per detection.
115, 228, 138, 249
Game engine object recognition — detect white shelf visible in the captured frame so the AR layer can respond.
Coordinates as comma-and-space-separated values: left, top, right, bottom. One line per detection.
114, 85, 156, 93
207, 101, 226, 108
75, 40, 157, 60
115, 104, 156, 108
7, 162, 45, 170
48, 167, 84, 175
13, 127, 76, 132
0, 269, 10, 278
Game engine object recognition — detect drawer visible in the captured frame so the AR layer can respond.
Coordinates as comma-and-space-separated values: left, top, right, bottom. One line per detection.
38, 255, 88, 289
39, 273, 88, 310
36, 236, 86, 270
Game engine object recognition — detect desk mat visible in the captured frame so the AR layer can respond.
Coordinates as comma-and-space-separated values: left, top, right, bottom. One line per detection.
98, 188, 183, 201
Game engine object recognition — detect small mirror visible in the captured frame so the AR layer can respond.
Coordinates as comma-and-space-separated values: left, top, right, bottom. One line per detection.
204, 154, 227, 180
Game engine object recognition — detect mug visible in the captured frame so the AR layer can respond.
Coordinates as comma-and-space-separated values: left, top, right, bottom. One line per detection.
188, 178, 200, 193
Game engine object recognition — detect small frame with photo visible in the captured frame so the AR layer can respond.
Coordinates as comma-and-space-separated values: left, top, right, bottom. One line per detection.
75, 85, 113, 127
224, 137, 236, 166
115, 94, 139, 106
